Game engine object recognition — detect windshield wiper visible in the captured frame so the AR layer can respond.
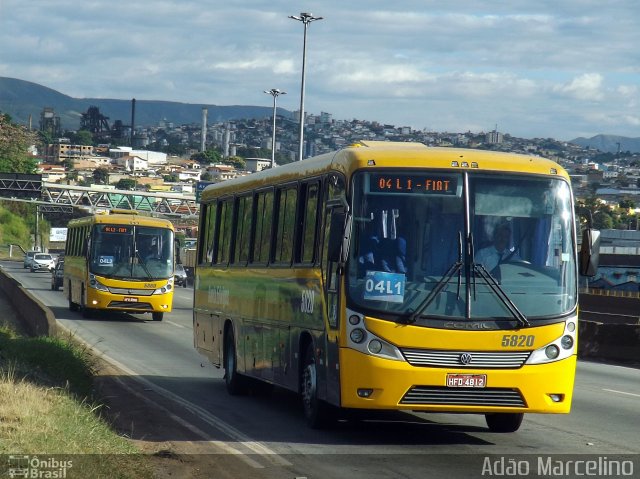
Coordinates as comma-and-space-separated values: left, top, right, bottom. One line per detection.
472, 263, 531, 328
133, 249, 153, 279
407, 232, 463, 324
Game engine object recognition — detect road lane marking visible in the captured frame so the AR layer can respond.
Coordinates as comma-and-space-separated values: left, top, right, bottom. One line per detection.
110, 375, 264, 469
108, 354, 292, 466
603, 388, 640, 398
166, 320, 186, 329
56, 322, 291, 467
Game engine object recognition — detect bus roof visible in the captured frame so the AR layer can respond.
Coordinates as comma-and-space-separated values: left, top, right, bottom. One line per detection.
200, 142, 569, 201
67, 211, 175, 230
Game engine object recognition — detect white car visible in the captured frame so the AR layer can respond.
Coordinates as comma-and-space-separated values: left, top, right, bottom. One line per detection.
30, 253, 55, 273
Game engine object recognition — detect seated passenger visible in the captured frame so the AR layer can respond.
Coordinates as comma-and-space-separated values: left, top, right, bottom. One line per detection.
358, 208, 407, 275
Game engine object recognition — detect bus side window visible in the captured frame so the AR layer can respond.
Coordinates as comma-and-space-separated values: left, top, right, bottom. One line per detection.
234, 194, 253, 265
199, 202, 217, 265
252, 189, 274, 264
274, 185, 298, 264
300, 181, 320, 264
215, 199, 233, 265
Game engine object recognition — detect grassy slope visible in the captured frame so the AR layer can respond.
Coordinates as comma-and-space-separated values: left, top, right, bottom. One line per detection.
0, 312, 153, 478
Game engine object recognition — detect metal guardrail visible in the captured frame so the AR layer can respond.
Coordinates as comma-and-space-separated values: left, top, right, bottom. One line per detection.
580, 287, 640, 299
0, 182, 200, 218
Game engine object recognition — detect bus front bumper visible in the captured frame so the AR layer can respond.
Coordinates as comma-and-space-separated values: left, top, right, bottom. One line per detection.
339, 347, 576, 414
86, 288, 173, 314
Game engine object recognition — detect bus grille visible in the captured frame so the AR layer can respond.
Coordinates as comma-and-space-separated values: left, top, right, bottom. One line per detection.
108, 287, 155, 296
107, 301, 153, 311
400, 386, 526, 407
401, 349, 530, 369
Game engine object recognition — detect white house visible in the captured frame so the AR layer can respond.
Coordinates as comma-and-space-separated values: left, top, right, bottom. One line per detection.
116, 155, 149, 172
110, 147, 167, 166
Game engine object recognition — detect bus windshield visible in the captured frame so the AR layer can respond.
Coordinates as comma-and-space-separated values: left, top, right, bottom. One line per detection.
89, 224, 174, 280
347, 171, 577, 324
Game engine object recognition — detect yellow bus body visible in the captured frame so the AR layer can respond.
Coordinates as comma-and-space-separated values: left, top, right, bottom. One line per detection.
64, 211, 176, 320
195, 142, 579, 429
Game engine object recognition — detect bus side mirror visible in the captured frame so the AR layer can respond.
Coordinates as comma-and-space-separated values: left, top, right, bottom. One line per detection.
579, 228, 600, 277
327, 211, 346, 263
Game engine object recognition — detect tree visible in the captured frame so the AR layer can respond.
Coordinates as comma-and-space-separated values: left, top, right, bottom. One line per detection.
200, 171, 213, 182
116, 178, 136, 190
619, 198, 636, 210
224, 156, 245, 169
162, 173, 179, 183
92, 167, 109, 185
75, 130, 94, 146
0, 114, 38, 173
191, 148, 222, 164
594, 210, 613, 230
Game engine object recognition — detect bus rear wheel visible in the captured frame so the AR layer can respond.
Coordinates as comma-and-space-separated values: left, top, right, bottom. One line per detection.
152, 312, 164, 321
224, 330, 247, 395
301, 343, 333, 428
485, 413, 524, 433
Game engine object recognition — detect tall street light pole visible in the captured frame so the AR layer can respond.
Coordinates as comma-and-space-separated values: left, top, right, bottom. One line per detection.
264, 88, 286, 169
288, 12, 323, 161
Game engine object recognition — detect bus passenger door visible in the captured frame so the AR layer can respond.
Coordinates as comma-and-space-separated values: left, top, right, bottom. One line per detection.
194, 310, 220, 364
322, 179, 345, 405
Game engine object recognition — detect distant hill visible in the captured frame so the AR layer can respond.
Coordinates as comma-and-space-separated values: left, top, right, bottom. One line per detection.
0, 77, 292, 130
569, 134, 640, 154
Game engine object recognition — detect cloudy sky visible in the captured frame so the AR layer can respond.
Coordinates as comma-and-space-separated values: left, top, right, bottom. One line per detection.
1, 0, 639, 140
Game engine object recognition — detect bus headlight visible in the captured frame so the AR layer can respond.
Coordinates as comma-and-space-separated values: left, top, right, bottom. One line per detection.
88, 274, 109, 292
545, 345, 560, 359
526, 318, 577, 365
350, 328, 366, 344
368, 339, 383, 354
560, 335, 574, 350
153, 282, 173, 295
346, 309, 404, 361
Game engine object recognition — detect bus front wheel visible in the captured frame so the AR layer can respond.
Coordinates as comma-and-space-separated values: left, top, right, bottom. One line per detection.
485, 413, 524, 433
224, 330, 247, 395
301, 344, 333, 428
69, 283, 79, 312
152, 312, 164, 321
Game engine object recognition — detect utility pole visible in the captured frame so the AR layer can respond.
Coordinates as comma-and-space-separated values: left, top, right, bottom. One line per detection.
289, 12, 323, 161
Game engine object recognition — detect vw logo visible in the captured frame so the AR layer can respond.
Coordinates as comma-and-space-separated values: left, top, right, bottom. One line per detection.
459, 353, 473, 365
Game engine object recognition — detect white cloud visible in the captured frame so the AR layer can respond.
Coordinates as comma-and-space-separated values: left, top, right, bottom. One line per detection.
1, 0, 639, 139
553, 73, 605, 101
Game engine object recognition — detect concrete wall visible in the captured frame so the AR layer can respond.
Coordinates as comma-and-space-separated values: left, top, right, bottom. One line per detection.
577, 293, 639, 364
0, 267, 57, 336
579, 320, 640, 364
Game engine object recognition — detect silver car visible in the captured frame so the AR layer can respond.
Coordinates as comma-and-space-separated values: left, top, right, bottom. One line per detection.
23, 251, 37, 269
174, 263, 188, 287
30, 253, 55, 273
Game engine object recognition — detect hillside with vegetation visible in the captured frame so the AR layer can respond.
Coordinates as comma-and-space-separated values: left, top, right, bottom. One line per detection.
0, 76, 293, 131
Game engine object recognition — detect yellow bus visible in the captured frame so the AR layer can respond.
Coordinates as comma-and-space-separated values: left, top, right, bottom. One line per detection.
193, 141, 597, 431
64, 210, 176, 321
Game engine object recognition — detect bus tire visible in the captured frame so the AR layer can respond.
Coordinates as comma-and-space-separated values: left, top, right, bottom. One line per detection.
152, 312, 164, 321
69, 283, 79, 312
301, 343, 333, 429
485, 413, 524, 433
224, 329, 247, 395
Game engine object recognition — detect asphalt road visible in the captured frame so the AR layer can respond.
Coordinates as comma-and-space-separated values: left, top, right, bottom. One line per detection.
2, 260, 639, 479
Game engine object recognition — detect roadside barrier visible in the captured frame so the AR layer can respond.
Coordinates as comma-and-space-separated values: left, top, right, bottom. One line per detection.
0, 265, 57, 336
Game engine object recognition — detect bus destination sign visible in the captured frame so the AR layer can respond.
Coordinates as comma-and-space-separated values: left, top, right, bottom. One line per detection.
103, 225, 131, 234
370, 174, 458, 195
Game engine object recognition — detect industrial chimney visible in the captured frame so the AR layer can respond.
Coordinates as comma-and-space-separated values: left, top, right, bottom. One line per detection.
130, 98, 136, 146
201, 107, 208, 152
